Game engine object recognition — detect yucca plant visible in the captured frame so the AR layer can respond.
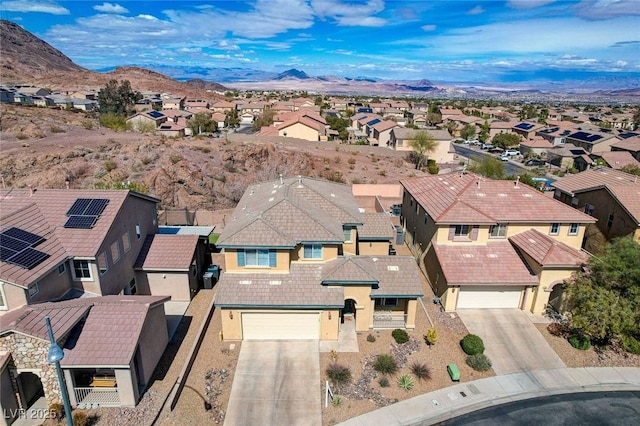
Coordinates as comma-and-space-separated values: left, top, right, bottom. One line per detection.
397, 374, 415, 392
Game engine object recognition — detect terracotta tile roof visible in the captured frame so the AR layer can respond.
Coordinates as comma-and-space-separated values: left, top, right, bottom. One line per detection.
215, 263, 344, 308
0, 189, 159, 287
322, 257, 378, 284
217, 177, 362, 248
509, 229, 588, 267
611, 136, 640, 152
434, 242, 538, 286
359, 213, 394, 240
521, 138, 553, 149
368, 256, 424, 297
596, 151, 639, 169
0, 301, 91, 342
552, 168, 639, 196
606, 185, 640, 223
490, 121, 514, 129
134, 234, 198, 270
401, 173, 595, 224
372, 120, 398, 132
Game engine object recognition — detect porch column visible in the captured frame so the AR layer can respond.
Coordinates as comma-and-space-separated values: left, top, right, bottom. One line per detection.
115, 369, 136, 407
406, 300, 417, 330
63, 370, 77, 407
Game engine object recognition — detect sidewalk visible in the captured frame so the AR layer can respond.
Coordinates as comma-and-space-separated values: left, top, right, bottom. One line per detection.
337, 367, 640, 425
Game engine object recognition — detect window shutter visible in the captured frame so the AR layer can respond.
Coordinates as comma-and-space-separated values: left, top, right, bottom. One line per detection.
471, 226, 479, 240
237, 251, 245, 267
448, 226, 455, 241
269, 250, 277, 267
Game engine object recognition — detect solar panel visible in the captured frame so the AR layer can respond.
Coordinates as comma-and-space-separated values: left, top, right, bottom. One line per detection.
0, 234, 30, 252
84, 199, 109, 216
516, 123, 535, 130
6, 247, 50, 269
64, 215, 98, 229
571, 131, 603, 143
0, 246, 18, 262
148, 110, 164, 118
67, 198, 92, 216
2, 227, 45, 246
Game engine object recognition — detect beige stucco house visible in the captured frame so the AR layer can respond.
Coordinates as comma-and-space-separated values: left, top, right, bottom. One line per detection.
214, 177, 423, 341
401, 173, 594, 313
389, 128, 455, 164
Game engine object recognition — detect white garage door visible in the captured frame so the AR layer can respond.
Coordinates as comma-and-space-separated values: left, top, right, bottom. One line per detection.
456, 286, 522, 309
242, 313, 320, 340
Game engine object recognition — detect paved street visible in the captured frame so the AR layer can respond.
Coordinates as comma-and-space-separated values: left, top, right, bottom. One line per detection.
452, 144, 529, 177
456, 309, 565, 375
224, 341, 321, 426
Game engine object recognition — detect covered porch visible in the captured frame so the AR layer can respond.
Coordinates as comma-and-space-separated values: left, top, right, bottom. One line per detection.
66, 368, 125, 408
371, 297, 416, 329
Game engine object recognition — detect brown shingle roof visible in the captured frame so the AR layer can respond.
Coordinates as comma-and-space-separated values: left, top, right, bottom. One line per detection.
359, 213, 394, 240
401, 173, 595, 224
134, 234, 198, 270
434, 242, 538, 286
509, 229, 588, 267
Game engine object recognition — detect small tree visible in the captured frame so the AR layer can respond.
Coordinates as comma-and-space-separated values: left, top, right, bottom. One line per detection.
252, 107, 275, 131
408, 131, 437, 170
97, 79, 141, 116
492, 133, 521, 149
460, 124, 476, 140
424, 328, 438, 347
468, 156, 505, 179
225, 109, 240, 128
188, 113, 217, 135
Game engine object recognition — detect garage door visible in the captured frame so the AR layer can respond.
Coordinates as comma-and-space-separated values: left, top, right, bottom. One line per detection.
456, 286, 522, 309
242, 313, 320, 340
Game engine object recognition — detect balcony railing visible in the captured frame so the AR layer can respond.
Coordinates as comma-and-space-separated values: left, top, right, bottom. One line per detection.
373, 312, 407, 329
74, 387, 120, 407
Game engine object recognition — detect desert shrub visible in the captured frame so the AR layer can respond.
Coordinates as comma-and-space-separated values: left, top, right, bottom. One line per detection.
326, 363, 351, 386
391, 329, 409, 344
81, 119, 94, 130
424, 328, 438, 346
410, 362, 431, 381
351, 178, 363, 184
50, 125, 66, 133
48, 403, 64, 420
103, 160, 117, 172
466, 354, 492, 372
547, 322, 569, 337
460, 334, 485, 355
329, 350, 338, 362
397, 374, 415, 392
100, 113, 131, 131
427, 159, 439, 175
15, 133, 28, 140
620, 335, 640, 355
568, 334, 591, 350
378, 377, 390, 387
373, 354, 398, 375
141, 156, 152, 165
331, 395, 343, 407
334, 156, 341, 164
367, 333, 376, 343
169, 153, 183, 164
326, 171, 346, 183
348, 158, 356, 165
72, 411, 88, 426
224, 161, 237, 172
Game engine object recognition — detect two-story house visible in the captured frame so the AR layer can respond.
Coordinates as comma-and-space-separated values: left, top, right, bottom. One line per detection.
400, 173, 595, 313
214, 177, 423, 341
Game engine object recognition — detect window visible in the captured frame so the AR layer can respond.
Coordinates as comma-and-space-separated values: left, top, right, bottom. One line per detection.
489, 223, 508, 238
568, 223, 579, 236
303, 244, 323, 259
122, 232, 131, 253
607, 214, 614, 228
136, 223, 141, 240
28, 283, 39, 298
72, 260, 92, 280
375, 298, 398, 307
454, 225, 471, 237
549, 223, 560, 236
424, 214, 428, 225
585, 203, 594, 216
571, 197, 579, 207
97, 252, 108, 275
58, 264, 66, 274
237, 249, 276, 267
111, 241, 121, 263
343, 227, 352, 243
0, 284, 7, 310
124, 278, 137, 295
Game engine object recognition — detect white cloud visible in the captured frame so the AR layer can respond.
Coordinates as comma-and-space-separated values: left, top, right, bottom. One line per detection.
507, 0, 557, 9
421, 24, 437, 31
93, 3, 128, 14
1, 1, 69, 15
466, 5, 485, 15
311, 0, 387, 26
572, 0, 640, 20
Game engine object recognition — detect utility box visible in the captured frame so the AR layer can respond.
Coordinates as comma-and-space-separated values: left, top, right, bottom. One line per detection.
447, 363, 460, 382
208, 265, 220, 282
394, 225, 405, 245
203, 272, 214, 289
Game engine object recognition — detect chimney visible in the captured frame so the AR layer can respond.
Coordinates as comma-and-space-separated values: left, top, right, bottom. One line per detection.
515, 176, 520, 187
65, 180, 70, 190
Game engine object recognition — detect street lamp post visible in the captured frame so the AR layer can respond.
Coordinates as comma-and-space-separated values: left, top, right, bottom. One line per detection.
45, 316, 73, 426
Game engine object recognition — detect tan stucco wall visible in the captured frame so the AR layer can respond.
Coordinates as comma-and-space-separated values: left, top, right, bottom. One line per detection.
322, 310, 339, 340
530, 268, 578, 314
115, 368, 137, 407
29, 264, 74, 305
442, 287, 457, 311
224, 249, 291, 272
343, 229, 357, 255
342, 286, 373, 331
0, 282, 27, 316
279, 123, 319, 141
291, 244, 339, 262
135, 304, 168, 386
431, 141, 455, 164
144, 271, 192, 301
405, 299, 417, 329
358, 241, 389, 256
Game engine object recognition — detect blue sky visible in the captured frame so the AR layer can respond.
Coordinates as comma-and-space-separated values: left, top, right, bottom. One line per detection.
2, 0, 639, 82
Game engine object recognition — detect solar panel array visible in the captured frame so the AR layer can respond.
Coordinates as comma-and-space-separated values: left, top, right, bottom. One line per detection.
0, 227, 50, 269
515, 123, 535, 130
570, 131, 603, 143
64, 198, 109, 229
147, 110, 164, 119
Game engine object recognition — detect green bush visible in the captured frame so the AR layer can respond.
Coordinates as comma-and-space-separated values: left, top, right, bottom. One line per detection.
378, 377, 390, 387
99, 113, 131, 131
460, 334, 485, 355
392, 329, 409, 344
427, 159, 439, 175
397, 374, 415, 392
331, 395, 343, 407
466, 354, 492, 372
326, 363, 351, 386
103, 159, 117, 172
568, 334, 591, 351
620, 335, 640, 355
410, 362, 431, 381
373, 354, 398, 375
367, 333, 376, 343
72, 411, 88, 426
424, 328, 438, 346
169, 153, 183, 164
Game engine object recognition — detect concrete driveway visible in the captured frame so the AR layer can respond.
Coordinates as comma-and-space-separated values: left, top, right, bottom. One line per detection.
224, 341, 321, 426
458, 309, 565, 375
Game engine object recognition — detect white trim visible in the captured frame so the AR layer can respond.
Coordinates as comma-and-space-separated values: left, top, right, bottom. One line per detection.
122, 231, 131, 253
111, 240, 121, 264
72, 259, 93, 281
97, 251, 109, 276
0, 283, 7, 310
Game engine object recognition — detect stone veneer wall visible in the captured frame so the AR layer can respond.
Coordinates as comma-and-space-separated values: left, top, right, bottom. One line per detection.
0, 334, 62, 406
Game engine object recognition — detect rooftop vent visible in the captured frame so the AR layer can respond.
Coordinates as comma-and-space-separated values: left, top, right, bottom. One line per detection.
239, 280, 252, 285
487, 253, 498, 258
462, 254, 474, 258
269, 280, 282, 286
387, 265, 399, 271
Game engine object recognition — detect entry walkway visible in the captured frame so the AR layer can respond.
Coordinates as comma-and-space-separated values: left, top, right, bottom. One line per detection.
337, 367, 640, 425
320, 319, 359, 353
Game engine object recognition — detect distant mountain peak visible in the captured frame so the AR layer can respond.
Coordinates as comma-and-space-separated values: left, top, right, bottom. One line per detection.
274, 68, 310, 80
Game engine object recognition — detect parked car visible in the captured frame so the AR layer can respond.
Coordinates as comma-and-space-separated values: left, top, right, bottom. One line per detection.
499, 154, 510, 161
481, 143, 494, 150
504, 149, 520, 157
525, 159, 546, 167
465, 139, 480, 145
